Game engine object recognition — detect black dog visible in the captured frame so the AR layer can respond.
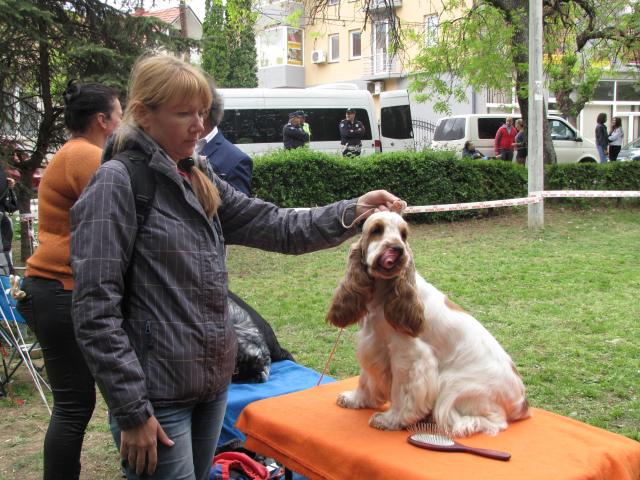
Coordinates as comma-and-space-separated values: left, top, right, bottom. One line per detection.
228, 291, 295, 383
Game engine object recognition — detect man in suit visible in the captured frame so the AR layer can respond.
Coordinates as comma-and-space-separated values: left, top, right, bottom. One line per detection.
197, 84, 253, 197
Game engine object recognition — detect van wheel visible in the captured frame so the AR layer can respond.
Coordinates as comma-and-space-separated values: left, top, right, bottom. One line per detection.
579, 158, 597, 163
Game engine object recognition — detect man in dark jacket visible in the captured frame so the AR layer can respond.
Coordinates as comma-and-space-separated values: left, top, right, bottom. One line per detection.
340, 108, 366, 157
494, 116, 517, 162
197, 86, 253, 196
283, 111, 309, 150
462, 141, 488, 160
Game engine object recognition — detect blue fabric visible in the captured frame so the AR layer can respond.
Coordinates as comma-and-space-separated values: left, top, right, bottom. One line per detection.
219, 360, 336, 446
0, 276, 25, 323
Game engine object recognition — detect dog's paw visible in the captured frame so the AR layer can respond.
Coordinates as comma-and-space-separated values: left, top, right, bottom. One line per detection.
368, 411, 403, 431
337, 391, 363, 409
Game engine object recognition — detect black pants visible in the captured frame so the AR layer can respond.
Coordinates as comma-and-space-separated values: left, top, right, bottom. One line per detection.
609, 145, 621, 161
17, 277, 96, 480
499, 149, 514, 162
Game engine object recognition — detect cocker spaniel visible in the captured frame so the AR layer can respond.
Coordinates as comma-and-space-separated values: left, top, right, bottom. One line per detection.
326, 212, 531, 436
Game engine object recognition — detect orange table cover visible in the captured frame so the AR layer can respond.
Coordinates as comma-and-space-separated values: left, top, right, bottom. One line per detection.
235, 377, 640, 480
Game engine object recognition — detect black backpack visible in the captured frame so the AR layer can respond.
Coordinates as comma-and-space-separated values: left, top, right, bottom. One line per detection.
110, 150, 156, 227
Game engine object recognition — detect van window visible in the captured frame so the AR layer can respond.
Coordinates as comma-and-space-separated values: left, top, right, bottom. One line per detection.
381, 105, 413, 139
220, 108, 373, 144
433, 118, 465, 141
477, 118, 507, 139
548, 119, 575, 141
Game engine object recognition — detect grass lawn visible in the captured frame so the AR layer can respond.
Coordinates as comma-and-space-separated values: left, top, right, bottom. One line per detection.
1, 205, 638, 479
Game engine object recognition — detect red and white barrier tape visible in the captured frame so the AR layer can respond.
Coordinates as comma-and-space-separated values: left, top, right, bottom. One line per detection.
403, 190, 640, 214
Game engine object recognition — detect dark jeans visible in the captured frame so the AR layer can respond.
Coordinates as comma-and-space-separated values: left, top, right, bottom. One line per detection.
609, 145, 621, 161
499, 149, 514, 162
17, 276, 96, 480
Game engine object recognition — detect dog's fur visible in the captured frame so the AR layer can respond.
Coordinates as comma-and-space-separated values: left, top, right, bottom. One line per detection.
229, 291, 295, 383
326, 212, 531, 436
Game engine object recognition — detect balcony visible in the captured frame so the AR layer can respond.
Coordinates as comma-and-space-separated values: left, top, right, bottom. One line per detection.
362, 54, 402, 80
363, 0, 402, 11
486, 88, 516, 105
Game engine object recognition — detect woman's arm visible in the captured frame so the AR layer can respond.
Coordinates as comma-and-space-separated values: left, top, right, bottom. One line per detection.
70, 162, 152, 430
608, 128, 623, 143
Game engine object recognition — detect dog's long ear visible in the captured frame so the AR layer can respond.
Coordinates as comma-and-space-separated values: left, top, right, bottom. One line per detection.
383, 244, 426, 337
326, 241, 373, 328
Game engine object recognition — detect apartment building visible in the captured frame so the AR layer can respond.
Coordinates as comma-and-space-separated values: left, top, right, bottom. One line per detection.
255, 0, 639, 145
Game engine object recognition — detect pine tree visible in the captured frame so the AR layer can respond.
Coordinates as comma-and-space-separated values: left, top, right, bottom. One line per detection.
202, 0, 258, 88
201, 0, 230, 87
0, 0, 193, 260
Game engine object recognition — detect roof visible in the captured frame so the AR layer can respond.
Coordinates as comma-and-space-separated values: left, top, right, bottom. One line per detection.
134, 7, 180, 24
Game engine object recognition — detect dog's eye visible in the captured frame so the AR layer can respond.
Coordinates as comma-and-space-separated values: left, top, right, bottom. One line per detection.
372, 226, 383, 235
401, 231, 407, 240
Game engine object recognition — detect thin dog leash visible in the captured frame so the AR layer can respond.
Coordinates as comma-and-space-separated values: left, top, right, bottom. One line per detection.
317, 328, 344, 386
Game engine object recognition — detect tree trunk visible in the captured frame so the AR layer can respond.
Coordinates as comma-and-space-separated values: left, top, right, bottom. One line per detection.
510, 0, 556, 166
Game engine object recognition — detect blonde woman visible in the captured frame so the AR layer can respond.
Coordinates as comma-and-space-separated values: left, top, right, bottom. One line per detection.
69, 55, 402, 480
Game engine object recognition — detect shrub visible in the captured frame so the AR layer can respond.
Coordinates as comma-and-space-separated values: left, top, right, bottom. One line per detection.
253, 149, 527, 223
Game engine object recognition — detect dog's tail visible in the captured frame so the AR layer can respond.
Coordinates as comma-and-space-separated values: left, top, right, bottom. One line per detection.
509, 395, 532, 421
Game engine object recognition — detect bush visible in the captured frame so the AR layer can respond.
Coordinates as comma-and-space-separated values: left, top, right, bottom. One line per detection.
253, 148, 527, 223
252, 150, 640, 223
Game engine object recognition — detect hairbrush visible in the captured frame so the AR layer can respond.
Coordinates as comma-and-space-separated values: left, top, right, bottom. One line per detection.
407, 423, 511, 461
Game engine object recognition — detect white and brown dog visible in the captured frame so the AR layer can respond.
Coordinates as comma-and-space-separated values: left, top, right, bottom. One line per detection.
326, 211, 531, 436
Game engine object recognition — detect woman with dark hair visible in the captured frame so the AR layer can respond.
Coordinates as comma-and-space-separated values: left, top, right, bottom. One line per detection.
595, 112, 609, 163
608, 117, 624, 162
15, 79, 121, 480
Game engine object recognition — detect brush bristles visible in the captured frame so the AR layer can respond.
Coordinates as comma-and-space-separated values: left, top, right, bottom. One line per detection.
407, 423, 455, 446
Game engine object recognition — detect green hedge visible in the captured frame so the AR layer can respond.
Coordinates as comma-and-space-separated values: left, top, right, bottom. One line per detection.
251, 149, 640, 223
252, 149, 527, 223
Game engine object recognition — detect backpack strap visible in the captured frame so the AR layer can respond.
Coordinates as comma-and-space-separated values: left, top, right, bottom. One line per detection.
110, 149, 156, 227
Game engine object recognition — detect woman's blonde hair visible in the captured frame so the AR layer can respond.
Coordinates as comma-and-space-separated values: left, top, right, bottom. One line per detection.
117, 55, 220, 219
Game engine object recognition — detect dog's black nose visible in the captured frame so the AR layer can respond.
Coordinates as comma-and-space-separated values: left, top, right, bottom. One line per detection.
389, 244, 404, 256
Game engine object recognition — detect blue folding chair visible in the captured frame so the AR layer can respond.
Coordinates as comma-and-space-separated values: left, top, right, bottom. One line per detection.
0, 276, 50, 397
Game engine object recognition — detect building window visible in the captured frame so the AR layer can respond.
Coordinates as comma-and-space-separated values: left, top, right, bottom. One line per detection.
257, 27, 304, 67
350, 30, 361, 59
329, 0, 339, 4
329, 34, 340, 62
425, 14, 438, 46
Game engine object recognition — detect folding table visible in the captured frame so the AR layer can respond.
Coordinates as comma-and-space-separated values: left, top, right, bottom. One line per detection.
236, 376, 640, 480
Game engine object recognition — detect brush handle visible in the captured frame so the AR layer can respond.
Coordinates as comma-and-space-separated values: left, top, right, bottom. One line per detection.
454, 443, 511, 461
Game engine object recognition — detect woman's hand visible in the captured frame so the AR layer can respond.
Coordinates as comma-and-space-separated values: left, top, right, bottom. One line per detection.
356, 190, 404, 219
121, 416, 174, 476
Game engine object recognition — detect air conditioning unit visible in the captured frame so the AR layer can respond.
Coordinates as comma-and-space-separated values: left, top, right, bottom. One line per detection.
366, 81, 385, 95
311, 50, 327, 64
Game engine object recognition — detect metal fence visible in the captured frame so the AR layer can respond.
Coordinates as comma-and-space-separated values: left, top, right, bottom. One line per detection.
411, 118, 437, 150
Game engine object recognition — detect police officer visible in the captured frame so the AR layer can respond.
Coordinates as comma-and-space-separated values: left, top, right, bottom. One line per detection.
340, 108, 366, 157
283, 110, 310, 150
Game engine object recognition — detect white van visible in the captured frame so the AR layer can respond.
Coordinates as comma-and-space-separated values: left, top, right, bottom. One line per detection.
431, 114, 599, 163
217, 88, 415, 156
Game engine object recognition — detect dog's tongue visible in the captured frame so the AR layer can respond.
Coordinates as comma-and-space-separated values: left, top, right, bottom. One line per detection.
379, 248, 399, 269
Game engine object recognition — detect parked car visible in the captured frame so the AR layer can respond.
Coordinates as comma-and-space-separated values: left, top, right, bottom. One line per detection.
1, 142, 45, 190
617, 137, 640, 161
431, 114, 600, 163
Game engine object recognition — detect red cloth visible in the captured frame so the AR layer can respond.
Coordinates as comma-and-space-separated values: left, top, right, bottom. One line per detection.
494, 125, 517, 152
236, 376, 640, 480
212, 452, 270, 480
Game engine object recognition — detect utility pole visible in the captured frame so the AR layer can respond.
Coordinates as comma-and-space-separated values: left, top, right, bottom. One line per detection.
528, 0, 544, 228
180, 0, 190, 63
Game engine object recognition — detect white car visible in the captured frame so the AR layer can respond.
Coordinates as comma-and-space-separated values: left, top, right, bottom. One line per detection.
431, 114, 599, 163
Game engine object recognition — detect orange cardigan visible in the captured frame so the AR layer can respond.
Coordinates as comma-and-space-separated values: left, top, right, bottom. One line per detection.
26, 138, 102, 290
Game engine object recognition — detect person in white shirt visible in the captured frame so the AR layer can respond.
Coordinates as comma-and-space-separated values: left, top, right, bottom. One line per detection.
608, 117, 624, 162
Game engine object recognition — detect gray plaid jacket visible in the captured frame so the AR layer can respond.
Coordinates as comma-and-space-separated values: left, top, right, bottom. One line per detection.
70, 128, 359, 430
